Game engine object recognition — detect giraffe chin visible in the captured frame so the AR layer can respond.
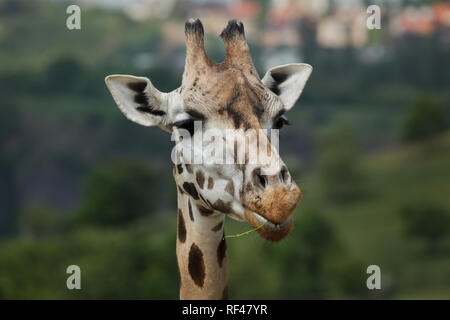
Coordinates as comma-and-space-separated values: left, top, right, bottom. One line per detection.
244, 209, 294, 242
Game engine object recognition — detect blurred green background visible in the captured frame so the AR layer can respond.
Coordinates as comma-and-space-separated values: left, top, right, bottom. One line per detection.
0, 0, 449, 299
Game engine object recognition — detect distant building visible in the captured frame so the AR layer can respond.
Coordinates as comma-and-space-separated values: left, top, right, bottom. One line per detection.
230, 0, 260, 20
316, 1, 368, 49
124, 0, 177, 21
296, 0, 330, 21
81, 0, 447, 51
390, 5, 435, 37
433, 3, 450, 27
161, 21, 186, 48
268, 0, 301, 27
317, 17, 348, 49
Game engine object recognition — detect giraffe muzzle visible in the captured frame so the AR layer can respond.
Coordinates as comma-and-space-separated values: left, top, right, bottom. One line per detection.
243, 182, 301, 241
244, 209, 294, 242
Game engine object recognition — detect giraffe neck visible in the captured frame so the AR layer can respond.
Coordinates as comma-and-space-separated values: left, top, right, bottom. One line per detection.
176, 186, 228, 300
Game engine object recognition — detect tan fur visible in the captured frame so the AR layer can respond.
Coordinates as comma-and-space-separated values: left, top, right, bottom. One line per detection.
244, 184, 302, 225
182, 21, 279, 131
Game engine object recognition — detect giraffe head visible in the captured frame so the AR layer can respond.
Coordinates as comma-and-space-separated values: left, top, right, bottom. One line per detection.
105, 19, 312, 242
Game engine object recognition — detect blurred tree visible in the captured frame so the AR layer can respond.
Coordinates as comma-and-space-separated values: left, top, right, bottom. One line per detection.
19, 204, 66, 237
287, 208, 336, 299
273, 207, 366, 299
144, 65, 178, 93
0, 105, 23, 236
76, 158, 158, 227
0, 228, 178, 299
45, 56, 84, 93
401, 97, 448, 143
0, 0, 38, 16
400, 203, 450, 255
316, 127, 365, 202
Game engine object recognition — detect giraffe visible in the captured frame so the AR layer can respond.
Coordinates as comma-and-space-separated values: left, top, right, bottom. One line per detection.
105, 19, 312, 300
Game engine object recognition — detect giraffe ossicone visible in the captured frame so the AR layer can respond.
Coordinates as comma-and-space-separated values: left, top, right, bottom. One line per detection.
105, 19, 312, 300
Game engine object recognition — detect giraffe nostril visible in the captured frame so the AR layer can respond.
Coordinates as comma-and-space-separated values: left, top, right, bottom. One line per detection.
258, 174, 266, 188
280, 167, 289, 184
253, 169, 267, 189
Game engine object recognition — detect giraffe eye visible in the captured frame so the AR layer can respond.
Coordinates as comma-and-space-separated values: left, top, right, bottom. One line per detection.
273, 115, 290, 130
174, 119, 195, 136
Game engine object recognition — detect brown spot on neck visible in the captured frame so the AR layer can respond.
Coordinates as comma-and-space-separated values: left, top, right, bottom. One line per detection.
212, 199, 232, 213
217, 233, 227, 267
222, 285, 228, 300
188, 199, 194, 222
197, 204, 214, 216
188, 243, 206, 287
212, 221, 223, 232
177, 209, 186, 243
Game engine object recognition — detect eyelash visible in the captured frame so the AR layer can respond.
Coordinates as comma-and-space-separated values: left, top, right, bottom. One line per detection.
173, 119, 195, 136
273, 115, 290, 129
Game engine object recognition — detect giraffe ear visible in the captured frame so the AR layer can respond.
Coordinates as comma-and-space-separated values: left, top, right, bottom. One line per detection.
262, 63, 312, 110
105, 75, 168, 127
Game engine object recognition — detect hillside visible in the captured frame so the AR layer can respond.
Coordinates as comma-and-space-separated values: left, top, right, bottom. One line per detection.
225, 131, 450, 299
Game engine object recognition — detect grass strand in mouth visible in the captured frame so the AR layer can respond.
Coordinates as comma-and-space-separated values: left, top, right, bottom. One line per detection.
225, 221, 267, 239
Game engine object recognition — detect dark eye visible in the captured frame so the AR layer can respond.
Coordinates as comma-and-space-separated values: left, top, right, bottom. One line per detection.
174, 119, 195, 136
273, 115, 290, 129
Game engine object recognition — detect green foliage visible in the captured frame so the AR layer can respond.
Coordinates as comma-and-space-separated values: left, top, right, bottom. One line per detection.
326, 132, 450, 298
285, 209, 366, 299
45, 57, 85, 93
0, 225, 178, 299
19, 204, 67, 237
227, 207, 366, 299
401, 97, 449, 142
0, 105, 21, 236
76, 158, 158, 227
316, 127, 365, 202
400, 203, 450, 255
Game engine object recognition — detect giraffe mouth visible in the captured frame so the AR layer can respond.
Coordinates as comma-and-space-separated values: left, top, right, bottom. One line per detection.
244, 209, 294, 242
